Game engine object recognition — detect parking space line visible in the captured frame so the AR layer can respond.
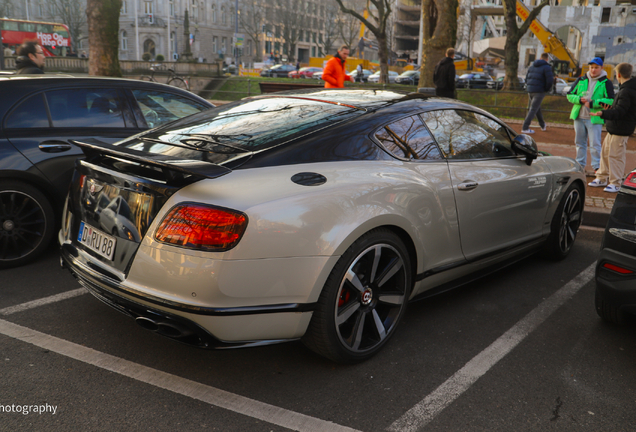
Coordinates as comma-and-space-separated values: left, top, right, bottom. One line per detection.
388, 262, 596, 432
0, 288, 86, 316
0, 318, 361, 432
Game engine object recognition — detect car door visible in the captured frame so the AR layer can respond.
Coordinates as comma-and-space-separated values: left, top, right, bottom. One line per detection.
373, 114, 464, 272
3, 87, 138, 204
420, 109, 552, 260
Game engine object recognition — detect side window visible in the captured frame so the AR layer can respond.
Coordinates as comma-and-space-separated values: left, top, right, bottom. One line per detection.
5, 94, 50, 128
131, 89, 208, 128
420, 110, 514, 160
375, 115, 443, 161
46, 88, 126, 128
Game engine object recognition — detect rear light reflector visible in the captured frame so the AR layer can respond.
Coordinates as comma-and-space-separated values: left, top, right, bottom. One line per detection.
602, 262, 634, 275
155, 204, 247, 251
624, 172, 636, 188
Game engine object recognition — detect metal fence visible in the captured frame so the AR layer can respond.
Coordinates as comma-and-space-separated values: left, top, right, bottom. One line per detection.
3, 56, 220, 76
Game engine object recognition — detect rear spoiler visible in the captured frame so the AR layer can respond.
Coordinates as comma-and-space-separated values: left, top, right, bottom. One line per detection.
70, 139, 231, 180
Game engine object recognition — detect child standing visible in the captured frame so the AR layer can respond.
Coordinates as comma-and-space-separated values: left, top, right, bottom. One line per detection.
588, 63, 636, 192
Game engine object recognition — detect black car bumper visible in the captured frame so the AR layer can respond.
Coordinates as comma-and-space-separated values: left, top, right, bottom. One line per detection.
596, 247, 636, 314
595, 189, 636, 314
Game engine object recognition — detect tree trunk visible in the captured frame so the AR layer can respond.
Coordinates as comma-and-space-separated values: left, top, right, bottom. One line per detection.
377, 33, 389, 83
501, 0, 549, 91
420, 0, 458, 88
86, 0, 123, 76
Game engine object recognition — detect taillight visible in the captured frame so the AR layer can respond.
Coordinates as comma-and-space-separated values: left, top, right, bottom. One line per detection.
155, 204, 247, 251
624, 172, 636, 188
602, 262, 634, 275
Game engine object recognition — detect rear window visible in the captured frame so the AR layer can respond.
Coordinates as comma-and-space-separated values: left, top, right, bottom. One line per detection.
122, 97, 364, 163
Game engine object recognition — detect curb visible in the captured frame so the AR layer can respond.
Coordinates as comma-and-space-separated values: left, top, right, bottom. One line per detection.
583, 207, 610, 229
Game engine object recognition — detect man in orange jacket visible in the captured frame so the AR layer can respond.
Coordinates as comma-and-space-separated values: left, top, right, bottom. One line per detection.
323, 45, 354, 88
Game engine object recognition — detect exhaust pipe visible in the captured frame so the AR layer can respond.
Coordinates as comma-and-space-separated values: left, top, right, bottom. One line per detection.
135, 316, 159, 332
135, 316, 193, 338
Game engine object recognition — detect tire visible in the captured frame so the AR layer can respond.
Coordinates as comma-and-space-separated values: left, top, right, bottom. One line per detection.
302, 229, 412, 363
0, 181, 55, 268
595, 290, 628, 325
543, 183, 583, 260
168, 77, 189, 90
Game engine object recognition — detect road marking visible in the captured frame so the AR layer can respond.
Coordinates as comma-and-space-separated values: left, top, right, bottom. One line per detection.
0, 288, 86, 316
0, 318, 361, 432
388, 262, 596, 432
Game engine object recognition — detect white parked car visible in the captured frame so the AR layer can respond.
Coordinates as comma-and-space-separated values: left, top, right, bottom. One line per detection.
367, 71, 398, 83
61, 90, 586, 363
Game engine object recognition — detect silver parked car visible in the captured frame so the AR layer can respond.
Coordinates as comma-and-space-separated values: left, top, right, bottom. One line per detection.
60, 90, 586, 363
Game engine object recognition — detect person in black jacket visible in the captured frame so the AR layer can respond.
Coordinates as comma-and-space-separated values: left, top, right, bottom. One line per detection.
588, 62, 636, 192
433, 48, 456, 98
521, 53, 554, 133
15, 41, 45, 74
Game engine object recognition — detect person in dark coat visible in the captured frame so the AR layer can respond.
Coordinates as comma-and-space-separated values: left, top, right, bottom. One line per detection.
521, 52, 554, 133
589, 62, 636, 192
15, 41, 45, 74
433, 48, 456, 98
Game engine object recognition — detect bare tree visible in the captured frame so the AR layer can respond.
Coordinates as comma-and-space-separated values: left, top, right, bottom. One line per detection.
273, 0, 308, 63
334, 0, 392, 83
420, 0, 458, 87
86, 0, 122, 76
502, 0, 549, 90
49, 0, 87, 52
238, 0, 269, 62
320, 2, 340, 57
337, 12, 360, 55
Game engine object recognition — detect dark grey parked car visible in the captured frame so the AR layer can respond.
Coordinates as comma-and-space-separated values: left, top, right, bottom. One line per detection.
457, 73, 493, 89
0, 76, 214, 268
260, 64, 296, 78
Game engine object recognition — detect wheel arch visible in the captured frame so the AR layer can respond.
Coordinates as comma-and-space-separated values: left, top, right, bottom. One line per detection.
0, 170, 60, 213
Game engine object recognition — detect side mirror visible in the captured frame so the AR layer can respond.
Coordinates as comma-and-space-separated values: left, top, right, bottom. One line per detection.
512, 134, 539, 166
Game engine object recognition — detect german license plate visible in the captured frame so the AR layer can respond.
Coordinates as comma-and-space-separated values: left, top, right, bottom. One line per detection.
78, 222, 116, 261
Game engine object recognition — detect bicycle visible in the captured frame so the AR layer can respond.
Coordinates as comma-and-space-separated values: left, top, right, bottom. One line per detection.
140, 64, 190, 90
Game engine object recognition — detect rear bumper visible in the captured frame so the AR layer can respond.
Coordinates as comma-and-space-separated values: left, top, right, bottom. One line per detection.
595, 247, 636, 315
60, 242, 317, 347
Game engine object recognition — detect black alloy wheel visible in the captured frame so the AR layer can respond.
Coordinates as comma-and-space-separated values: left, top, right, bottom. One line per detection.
543, 183, 583, 260
303, 229, 412, 363
0, 181, 55, 268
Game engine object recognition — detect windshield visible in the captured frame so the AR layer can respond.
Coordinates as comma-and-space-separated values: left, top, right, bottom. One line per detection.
460, 74, 474, 79
121, 97, 365, 165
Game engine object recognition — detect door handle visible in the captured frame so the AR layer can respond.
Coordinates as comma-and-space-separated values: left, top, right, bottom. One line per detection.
39, 141, 72, 153
457, 181, 479, 191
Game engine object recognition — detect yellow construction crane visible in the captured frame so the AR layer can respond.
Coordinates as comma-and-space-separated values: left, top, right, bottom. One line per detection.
516, 0, 579, 74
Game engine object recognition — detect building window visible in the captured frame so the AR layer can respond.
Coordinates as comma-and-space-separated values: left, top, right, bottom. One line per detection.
192, 0, 198, 21
121, 0, 127, 14
211, 5, 216, 23
312, 32, 316, 43
247, 40, 252, 56
312, 46, 316, 57
299, 30, 303, 41
170, 32, 176, 54
601, 7, 611, 23
144, 1, 153, 14
121, 31, 128, 50
169, 0, 174, 17
213, 36, 218, 54
38, 2, 44, 16
230, 7, 235, 26
222, 37, 227, 54
222, 6, 227, 25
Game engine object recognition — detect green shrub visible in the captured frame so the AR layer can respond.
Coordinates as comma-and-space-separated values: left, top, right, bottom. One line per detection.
155, 54, 165, 61
142, 52, 151, 61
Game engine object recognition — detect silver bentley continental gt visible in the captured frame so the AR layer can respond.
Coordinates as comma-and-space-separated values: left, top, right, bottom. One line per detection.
59, 90, 585, 363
